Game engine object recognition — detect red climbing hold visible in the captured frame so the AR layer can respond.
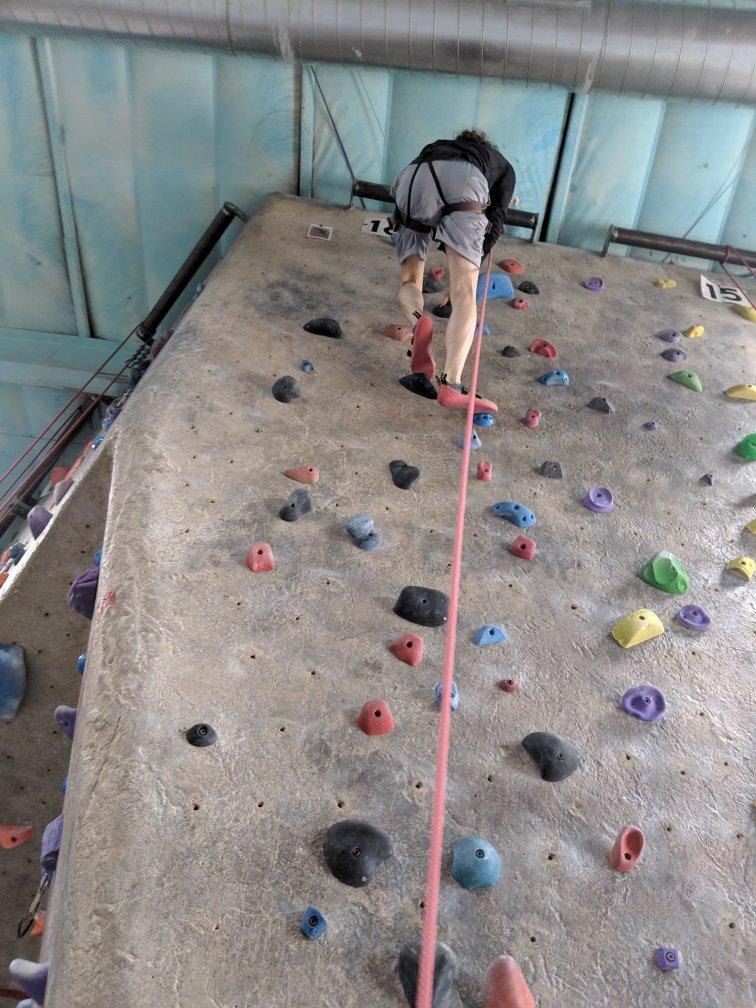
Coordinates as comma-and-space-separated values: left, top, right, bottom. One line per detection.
283, 466, 319, 484
389, 632, 424, 667
0, 548, 9, 564
49, 466, 68, 487
97, 588, 116, 617
528, 339, 557, 358
380, 323, 413, 342
521, 409, 541, 429
245, 543, 275, 572
609, 825, 645, 872
497, 259, 525, 276
0, 825, 34, 849
508, 535, 536, 560
477, 461, 492, 482
357, 700, 395, 736
497, 677, 521, 693
429, 266, 444, 281
509, 297, 529, 310
484, 955, 536, 1008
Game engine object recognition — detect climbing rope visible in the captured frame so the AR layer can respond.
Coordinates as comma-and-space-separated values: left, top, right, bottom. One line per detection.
415, 254, 495, 1008
721, 245, 755, 309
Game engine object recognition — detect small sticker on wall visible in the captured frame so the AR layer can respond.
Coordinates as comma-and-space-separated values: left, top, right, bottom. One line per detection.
362, 216, 395, 237
306, 224, 333, 241
700, 274, 750, 305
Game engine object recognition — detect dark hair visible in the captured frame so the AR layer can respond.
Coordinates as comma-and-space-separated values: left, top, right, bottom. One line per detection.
455, 129, 491, 146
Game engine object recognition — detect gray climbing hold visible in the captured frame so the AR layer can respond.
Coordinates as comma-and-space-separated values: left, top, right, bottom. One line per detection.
423, 276, 444, 293
538, 461, 563, 479
279, 487, 312, 522
522, 731, 580, 782
303, 317, 342, 339
454, 430, 481, 450
346, 514, 382, 550
397, 940, 458, 1008
389, 459, 420, 490
272, 375, 301, 403
501, 346, 521, 357
394, 586, 448, 627
587, 396, 614, 413
0, 643, 26, 722
324, 820, 393, 887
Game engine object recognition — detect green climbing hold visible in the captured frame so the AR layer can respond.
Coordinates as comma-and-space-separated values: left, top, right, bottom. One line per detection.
737, 432, 756, 460
640, 550, 689, 595
667, 370, 702, 392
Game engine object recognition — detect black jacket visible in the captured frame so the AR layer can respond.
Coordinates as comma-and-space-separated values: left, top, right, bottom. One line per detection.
412, 138, 516, 255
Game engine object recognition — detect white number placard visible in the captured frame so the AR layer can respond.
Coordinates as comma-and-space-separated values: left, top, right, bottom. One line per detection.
699, 274, 750, 305
362, 216, 395, 237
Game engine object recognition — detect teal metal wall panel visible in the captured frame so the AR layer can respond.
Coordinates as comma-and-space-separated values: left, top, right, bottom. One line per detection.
721, 127, 756, 254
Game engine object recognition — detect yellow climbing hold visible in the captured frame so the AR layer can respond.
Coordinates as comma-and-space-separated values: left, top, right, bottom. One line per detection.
683, 324, 704, 339
654, 278, 677, 289
734, 304, 756, 323
612, 609, 665, 649
725, 556, 755, 581
746, 519, 756, 535
725, 384, 756, 402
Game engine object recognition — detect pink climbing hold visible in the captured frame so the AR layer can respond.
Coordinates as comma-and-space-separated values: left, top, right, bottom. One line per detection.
429, 266, 444, 281
477, 461, 493, 482
380, 323, 413, 342
508, 535, 536, 560
483, 955, 536, 1008
497, 677, 521, 693
609, 825, 645, 872
283, 466, 319, 484
357, 700, 395, 736
528, 339, 556, 358
245, 543, 275, 572
497, 258, 525, 276
389, 632, 424, 667
0, 824, 34, 849
521, 409, 541, 429
97, 587, 116, 617
509, 297, 529, 310
49, 466, 68, 487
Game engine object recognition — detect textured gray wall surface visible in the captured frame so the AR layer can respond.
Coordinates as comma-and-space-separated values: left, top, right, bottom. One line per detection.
21, 196, 756, 1006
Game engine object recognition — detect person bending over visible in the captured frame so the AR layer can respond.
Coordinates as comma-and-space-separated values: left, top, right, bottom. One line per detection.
390, 129, 515, 413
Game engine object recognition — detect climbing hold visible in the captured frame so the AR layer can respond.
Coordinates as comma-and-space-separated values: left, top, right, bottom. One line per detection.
279, 488, 312, 522
452, 836, 501, 890
537, 369, 570, 386
394, 586, 448, 627
245, 543, 275, 572
491, 501, 536, 528
725, 556, 754, 581
9, 961, 49, 1005
621, 685, 666, 721
509, 297, 529, 310
608, 825, 645, 872
380, 323, 413, 342
477, 273, 515, 301
92, 435, 104, 449
92, 548, 102, 567
59, 778, 67, 793
725, 384, 756, 402
0, 824, 34, 849
28, 505, 52, 539
7, 542, 25, 564
397, 940, 457, 1008
509, 535, 536, 560
675, 605, 711, 632
423, 275, 445, 293
388, 632, 424, 667
654, 948, 681, 972
501, 346, 521, 357
346, 514, 382, 550
654, 278, 677, 289
357, 700, 395, 736
683, 324, 704, 339
324, 820, 392, 887
29, 912, 45, 938
54, 705, 76, 741
661, 347, 687, 363
454, 430, 481, 450
481, 322, 491, 336
40, 814, 63, 872
701, 472, 715, 485
271, 375, 302, 403
587, 396, 615, 413
389, 459, 420, 489
734, 304, 756, 322
399, 372, 438, 399
0, 643, 26, 722
737, 432, 756, 459
186, 723, 217, 748
474, 412, 495, 427
529, 339, 556, 358
497, 677, 521, 693
521, 409, 541, 429
581, 487, 614, 513
518, 281, 539, 295
429, 265, 444, 281
49, 465, 68, 487
538, 460, 562, 479
477, 461, 492, 482
300, 359, 315, 372
483, 954, 536, 1008
643, 421, 659, 430
473, 625, 508, 646
747, 519, 756, 535
583, 277, 604, 291
299, 906, 327, 940
667, 370, 702, 392
522, 731, 580, 782
77, 653, 86, 675
283, 465, 319, 484
498, 258, 524, 275
612, 609, 665, 649
656, 329, 682, 343
303, 317, 342, 339
52, 478, 73, 506
67, 564, 100, 619
101, 404, 120, 430
640, 550, 689, 594
434, 680, 459, 711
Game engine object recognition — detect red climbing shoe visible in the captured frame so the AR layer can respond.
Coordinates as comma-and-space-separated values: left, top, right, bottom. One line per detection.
437, 378, 498, 413
409, 315, 435, 379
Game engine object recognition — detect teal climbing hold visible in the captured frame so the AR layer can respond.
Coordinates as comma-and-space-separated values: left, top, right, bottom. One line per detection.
451, 836, 501, 890
473, 625, 508, 646
476, 273, 515, 302
538, 369, 570, 386
491, 501, 536, 528
667, 370, 702, 392
640, 551, 689, 595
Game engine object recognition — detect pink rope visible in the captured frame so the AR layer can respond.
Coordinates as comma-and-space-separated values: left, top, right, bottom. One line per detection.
415, 254, 494, 1008
721, 245, 755, 310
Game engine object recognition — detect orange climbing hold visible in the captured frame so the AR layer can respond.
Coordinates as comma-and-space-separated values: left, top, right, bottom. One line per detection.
528, 339, 557, 358
0, 825, 34, 849
476, 461, 492, 482
609, 825, 645, 872
380, 323, 413, 342
357, 700, 395, 736
484, 955, 536, 1008
49, 466, 68, 487
389, 632, 424, 667
283, 466, 319, 484
497, 258, 525, 276
245, 543, 275, 572
29, 913, 45, 937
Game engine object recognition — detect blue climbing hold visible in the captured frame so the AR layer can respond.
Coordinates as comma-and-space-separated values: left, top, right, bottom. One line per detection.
346, 514, 382, 550
8, 542, 25, 563
538, 369, 570, 386
54, 705, 77, 741
59, 777, 67, 794
476, 273, 515, 302
300, 906, 327, 940
0, 643, 26, 722
93, 548, 102, 567
491, 501, 536, 528
482, 323, 491, 336
434, 680, 459, 711
451, 836, 501, 890
454, 431, 481, 450
473, 625, 508, 646
77, 653, 87, 675
473, 413, 495, 428
101, 405, 120, 431
300, 359, 315, 372
92, 435, 104, 449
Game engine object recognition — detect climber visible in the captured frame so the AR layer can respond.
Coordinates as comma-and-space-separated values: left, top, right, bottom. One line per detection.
390, 129, 516, 412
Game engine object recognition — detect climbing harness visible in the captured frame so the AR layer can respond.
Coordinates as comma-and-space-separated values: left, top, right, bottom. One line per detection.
393, 157, 488, 237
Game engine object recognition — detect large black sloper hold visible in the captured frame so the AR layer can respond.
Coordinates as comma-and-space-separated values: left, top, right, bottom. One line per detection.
522, 731, 580, 782
272, 375, 301, 403
303, 317, 343, 339
279, 487, 312, 522
394, 586, 449, 627
389, 459, 421, 490
324, 820, 393, 887
397, 940, 458, 1008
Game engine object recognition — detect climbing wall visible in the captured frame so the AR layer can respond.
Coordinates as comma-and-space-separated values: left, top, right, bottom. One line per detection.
29, 195, 754, 1006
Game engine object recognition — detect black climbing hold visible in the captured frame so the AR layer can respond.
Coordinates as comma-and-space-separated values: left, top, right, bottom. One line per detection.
272, 375, 301, 403
538, 461, 563, 479
186, 723, 217, 748
279, 487, 312, 522
501, 346, 521, 357
399, 373, 438, 399
423, 276, 444, 294
702, 473, 715, 485
303, 317, 342, 339
389, 459, 421, 490
518, 281, 539, 295
397, 940, 458, 1008
432, 301, 452, 318
587, 396, 615, 413
394, 586, 449, 627
324, 820, 393, 887
522, 731, 580, 782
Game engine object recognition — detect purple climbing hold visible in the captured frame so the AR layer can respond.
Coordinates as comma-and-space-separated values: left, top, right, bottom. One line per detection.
9, 960, 49, 1004
675, 605, 711, 632
28, 505, 52, 539
583, 277, 604, 292
654, 947, 681, 972
52, 478, 73, 506
656, 329, 682, 343
40, 813, 63, 872
581, 487, 614, 513
67, 564, 100, 620
621, 685, 667, 721
54, 705, 76, 741
661, 347, 687, 363
643, 421, 659, 430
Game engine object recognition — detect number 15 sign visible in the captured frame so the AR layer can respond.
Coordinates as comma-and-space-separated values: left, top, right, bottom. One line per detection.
362, 216, 395, 237
700, 274, 750, 305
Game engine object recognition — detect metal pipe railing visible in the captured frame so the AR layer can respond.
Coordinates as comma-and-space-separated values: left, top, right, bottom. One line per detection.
602, 226, 756, 268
